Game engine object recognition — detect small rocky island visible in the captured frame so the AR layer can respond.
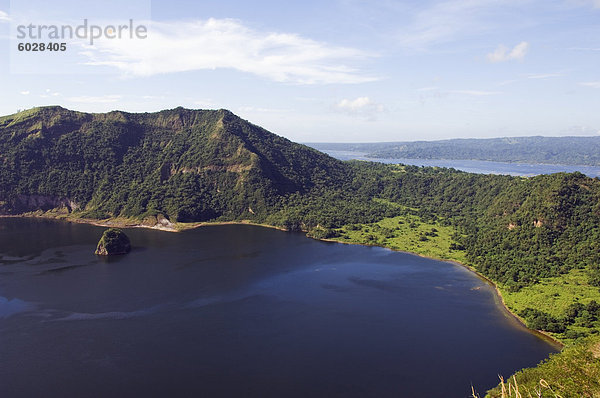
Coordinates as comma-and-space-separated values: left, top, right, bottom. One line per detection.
95, 228, 131, 256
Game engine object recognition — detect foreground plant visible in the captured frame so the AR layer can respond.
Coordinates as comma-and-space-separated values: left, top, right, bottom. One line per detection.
479, 336, 600, 398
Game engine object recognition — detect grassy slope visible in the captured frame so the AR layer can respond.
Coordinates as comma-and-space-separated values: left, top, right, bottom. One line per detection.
331, 214, 466, 263
502, 270, 600, 340
484, 336, 600, 398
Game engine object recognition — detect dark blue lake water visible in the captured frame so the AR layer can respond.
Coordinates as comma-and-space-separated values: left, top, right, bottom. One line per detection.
0, 218, 557, 397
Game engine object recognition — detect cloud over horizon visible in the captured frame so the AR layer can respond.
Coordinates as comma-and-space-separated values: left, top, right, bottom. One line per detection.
82, 18, 378, 85
334, 97, 384, 120
487, 41, 529, 63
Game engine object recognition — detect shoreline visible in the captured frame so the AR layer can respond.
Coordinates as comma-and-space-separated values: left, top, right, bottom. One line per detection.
0, 213, 289, 233
319, 235, 564, 348
1, 212, 564, 348
455, 262, 564, 349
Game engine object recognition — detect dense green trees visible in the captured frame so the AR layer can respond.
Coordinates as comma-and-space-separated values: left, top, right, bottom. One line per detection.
0, 107, 348, 222
95, 228, 131, 256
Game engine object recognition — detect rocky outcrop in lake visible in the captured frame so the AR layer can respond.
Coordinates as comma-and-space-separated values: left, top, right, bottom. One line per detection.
95, 228, 131, 256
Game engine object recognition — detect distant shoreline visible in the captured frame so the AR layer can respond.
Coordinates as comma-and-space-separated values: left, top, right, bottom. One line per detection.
307, 135, 600, 169
318, 150, 600, 178
0, 212, 564, 348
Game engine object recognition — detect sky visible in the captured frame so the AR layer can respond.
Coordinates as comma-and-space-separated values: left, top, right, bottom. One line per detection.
0, 0, 599, 142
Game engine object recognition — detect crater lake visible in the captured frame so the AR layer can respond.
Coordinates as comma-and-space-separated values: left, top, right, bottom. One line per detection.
0, 218, 558, 397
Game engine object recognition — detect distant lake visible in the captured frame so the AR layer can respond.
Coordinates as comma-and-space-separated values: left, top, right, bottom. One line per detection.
323, 150, 600, 177
0, 218, 557, 397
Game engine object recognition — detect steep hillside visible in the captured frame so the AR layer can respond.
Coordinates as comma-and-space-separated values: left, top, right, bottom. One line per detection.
469, 172, 600, 288
485, 336, 600, 398
0, 106, 348, 222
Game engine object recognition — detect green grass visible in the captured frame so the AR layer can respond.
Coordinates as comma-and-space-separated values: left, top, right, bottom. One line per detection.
502, 269, 600, 319
501, 268, 600, 343
331, 214, 467, 263
484, 335, 600, 398
0, 106, 50, 125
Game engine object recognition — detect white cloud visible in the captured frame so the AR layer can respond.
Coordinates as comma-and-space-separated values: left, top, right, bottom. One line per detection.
487, 41, 529, 63
580, 82, 600, 88
336, 97, 379, 111
0, 10, 9, 22
82, 18, 378, 85
66, 95, 122, 103
334, 97, 384, 120
20, 91, 30, 95
40, 89, 61, 98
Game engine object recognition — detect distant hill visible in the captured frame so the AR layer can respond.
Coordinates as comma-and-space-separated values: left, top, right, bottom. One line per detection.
308, 136, 600, 166
0, 106, 348, 221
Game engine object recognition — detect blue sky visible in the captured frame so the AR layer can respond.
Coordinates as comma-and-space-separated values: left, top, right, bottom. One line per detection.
0, 0, 599, 142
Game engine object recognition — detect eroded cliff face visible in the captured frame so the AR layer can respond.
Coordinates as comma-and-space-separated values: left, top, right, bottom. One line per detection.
0, 194, 79, 215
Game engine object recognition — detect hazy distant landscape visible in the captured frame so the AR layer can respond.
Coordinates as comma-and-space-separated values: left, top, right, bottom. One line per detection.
309, 136, 600, 166
310, 148, 600, 178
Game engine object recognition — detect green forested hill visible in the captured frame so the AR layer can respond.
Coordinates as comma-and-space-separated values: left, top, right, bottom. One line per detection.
2, 107, 600, 394
0, 106, 349, 221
